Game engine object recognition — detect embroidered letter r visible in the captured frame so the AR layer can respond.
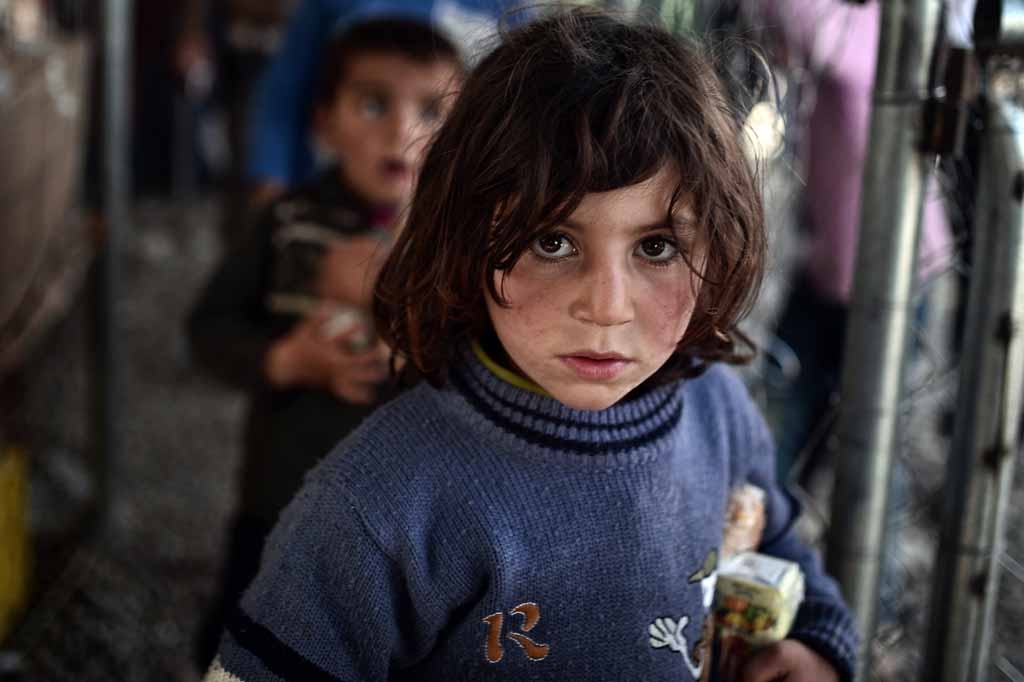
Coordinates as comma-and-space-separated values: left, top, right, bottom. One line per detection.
482, 602, 552, 663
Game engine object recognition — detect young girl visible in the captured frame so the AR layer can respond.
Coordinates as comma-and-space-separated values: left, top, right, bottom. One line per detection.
205, 9, 857, 682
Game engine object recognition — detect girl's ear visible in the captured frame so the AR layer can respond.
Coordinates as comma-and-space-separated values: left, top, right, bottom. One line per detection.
485, 268, 502, 304
311, 107, 341, 166
311, 106, 331, 149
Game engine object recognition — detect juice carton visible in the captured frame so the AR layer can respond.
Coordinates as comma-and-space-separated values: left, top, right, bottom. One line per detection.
711, 552, 805, 682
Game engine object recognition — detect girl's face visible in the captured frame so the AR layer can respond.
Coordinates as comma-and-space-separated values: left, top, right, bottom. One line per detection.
486, 167, 703, 411
316, 52, 461, 205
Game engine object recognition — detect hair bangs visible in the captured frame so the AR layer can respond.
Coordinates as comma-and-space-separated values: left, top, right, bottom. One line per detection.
485, 73, 681, 285
375, 8, 767, 386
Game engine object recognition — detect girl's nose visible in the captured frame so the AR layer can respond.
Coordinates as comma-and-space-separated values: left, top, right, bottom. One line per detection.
388, 106, 420, 149
569, 260, 634, 327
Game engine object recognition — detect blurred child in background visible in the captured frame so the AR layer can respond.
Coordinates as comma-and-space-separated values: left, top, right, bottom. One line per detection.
244, 0, 512, 206
186, 14, 464, 669
176, 0, 298, 243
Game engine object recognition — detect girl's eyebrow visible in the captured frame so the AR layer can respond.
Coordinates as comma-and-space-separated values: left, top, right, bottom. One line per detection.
347, 79, 391, 92
562, 215, 696, 236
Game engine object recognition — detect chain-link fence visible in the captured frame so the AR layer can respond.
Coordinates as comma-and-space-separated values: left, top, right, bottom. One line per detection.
728, 1, 1024, 680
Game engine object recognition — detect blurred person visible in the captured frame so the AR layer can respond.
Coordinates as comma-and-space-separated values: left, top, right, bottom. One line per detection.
82, 0, 182, 202
176, 0, 297, 243
185, 15, 464, 670
243, 0, 513, 205
752, 0, 952, 479
750, 0, 953, 624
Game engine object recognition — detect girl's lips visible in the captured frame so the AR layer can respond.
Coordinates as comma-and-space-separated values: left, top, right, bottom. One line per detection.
560, 355, 631, 381
380, 160, 411, 179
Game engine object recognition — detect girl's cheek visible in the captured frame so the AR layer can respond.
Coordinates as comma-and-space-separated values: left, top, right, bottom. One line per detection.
492, 268, 560, 318
660, 303, 694, 347
512, 256, 573, 283
647, 274, 697, 344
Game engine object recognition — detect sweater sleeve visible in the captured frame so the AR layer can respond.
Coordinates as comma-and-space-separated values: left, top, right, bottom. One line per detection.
186, 214, 279, 392
207, 476, 443, 682
727, 373, 860, 682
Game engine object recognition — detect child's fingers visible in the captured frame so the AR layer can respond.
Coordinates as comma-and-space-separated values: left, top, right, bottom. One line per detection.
345, 340, 389, 362
333, 340, 389, 365
303, 305, 339, 332
738, 642, 788, 682
330, 378, 378, 405
739, 641, 837, 682
327, 346, 388, 382
322, 318, 370, 344
338, 358, 388, 383
369, 339, 390, 357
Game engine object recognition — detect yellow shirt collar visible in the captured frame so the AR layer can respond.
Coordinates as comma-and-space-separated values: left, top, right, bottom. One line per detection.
471, 340, 549, 397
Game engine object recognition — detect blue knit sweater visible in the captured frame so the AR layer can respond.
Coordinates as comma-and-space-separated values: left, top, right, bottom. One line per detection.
208, 347, 858, 681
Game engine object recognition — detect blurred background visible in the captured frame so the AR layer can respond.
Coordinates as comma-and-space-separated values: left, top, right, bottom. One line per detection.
0, 0, 1021, 680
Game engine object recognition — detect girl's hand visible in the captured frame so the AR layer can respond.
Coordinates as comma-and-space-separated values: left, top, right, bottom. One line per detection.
740, 640, 839, 682
326, 341, 390, 404
264, 311, 388, 403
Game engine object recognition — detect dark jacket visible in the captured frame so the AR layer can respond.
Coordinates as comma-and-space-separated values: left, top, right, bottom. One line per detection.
187, 169, 385, 523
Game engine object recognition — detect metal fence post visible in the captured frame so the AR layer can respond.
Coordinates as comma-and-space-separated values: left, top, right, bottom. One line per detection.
94, 0, 132, 532
921, 93, 1024, 682
824, 1, 942, 678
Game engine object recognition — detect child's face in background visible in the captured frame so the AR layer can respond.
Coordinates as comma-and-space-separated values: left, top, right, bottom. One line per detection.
487, 167, 703, 411
316, 52, 461, 205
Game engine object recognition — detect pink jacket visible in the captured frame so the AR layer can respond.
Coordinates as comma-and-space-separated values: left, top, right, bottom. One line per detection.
758, 0, 951, 303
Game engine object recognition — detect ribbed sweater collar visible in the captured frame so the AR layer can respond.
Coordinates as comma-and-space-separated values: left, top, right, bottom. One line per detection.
448, 345, 684, 458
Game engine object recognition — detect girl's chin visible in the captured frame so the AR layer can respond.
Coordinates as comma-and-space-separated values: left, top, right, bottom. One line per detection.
547, 386, 630, 412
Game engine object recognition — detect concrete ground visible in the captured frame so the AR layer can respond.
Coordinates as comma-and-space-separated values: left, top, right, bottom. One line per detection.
5, 199, 239, 682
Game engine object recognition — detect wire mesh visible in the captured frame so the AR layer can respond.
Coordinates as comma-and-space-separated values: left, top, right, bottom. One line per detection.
729, 3, 1024, 680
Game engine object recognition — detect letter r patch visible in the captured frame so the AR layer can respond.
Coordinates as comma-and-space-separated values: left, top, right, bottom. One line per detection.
482, 602, 551, 663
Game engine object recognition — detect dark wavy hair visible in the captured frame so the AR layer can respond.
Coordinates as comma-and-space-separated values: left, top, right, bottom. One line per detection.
374, 7, 766, 386
314, 18, 462, 109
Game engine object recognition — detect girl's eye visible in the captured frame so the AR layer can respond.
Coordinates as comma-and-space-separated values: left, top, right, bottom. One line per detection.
531, 233, 576, 259
636, 236, 679, 262
421, 99, 443, 123
359, 94, 388, 118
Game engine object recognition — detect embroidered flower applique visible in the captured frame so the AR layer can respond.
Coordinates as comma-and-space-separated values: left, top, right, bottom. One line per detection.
649, 615, 704, 679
